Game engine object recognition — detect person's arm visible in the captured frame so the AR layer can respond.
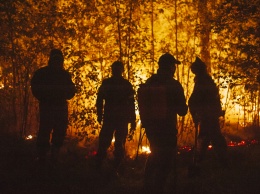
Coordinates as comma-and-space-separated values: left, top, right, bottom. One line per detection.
129, 90, 136, 130
188, 82, 204, 124
65, 72, 76, 100
175, 83, 188, 116
31, 70, 46, 101
96, 83, 105, 124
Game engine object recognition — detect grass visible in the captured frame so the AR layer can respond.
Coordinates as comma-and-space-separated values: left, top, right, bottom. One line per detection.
1, 134, 260, 194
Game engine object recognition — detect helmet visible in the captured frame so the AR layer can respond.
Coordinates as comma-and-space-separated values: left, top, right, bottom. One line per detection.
190, 57, 207, 74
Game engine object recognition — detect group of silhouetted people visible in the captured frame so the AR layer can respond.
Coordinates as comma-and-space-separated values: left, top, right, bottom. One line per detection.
31, 49, 228, 193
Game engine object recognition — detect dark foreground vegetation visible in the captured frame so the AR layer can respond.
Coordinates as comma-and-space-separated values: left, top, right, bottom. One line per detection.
1, 133, 260, 194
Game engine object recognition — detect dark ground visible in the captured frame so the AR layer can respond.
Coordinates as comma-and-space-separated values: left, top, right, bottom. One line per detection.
1, 134, 260, 194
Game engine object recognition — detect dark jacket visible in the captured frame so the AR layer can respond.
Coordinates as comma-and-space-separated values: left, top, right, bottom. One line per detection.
144, 69, 188, 127
31, 66, 76, 105
188, 73, 222, 121
96, 76, 135, 123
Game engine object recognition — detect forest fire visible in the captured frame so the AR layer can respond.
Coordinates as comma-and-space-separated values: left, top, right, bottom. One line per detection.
0, 1, 259, 161
0, 2, 259, 193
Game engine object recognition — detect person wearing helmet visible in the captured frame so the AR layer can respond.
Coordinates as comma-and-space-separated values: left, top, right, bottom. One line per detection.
188, 57, 228, 169
31, 49, 76, 164
95, 61, 136, 170
140, 53, 188, 193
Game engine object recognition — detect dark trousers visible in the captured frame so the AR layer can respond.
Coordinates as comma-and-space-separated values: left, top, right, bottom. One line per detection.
144, 122, 177, 193
96, 119, 128, 167
197, 117, 228, 166
37, 103, 68, 157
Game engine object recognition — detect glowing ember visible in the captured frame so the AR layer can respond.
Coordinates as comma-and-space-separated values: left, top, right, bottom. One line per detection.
85, 150, 97, 159
25, 135, 33, 140
228, 141, 237, 147
238, 140, 246, 146
208, 145, 213, 150
178, 146, 192, 153
226, 140, 259, 147
251, 139, 258, 144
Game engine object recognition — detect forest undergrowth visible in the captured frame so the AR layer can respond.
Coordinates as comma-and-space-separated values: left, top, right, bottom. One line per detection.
1, 131, 260, 194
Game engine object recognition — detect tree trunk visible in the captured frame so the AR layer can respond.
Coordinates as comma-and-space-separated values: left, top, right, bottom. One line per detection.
114, 0, 122, 60
198, 0, 211, 72
151, 0, 155, 73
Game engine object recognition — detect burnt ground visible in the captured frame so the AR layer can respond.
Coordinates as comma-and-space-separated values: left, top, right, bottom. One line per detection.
1, 134, 260, 194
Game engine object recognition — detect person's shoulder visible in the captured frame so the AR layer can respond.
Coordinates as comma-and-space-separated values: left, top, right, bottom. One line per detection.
102, 77, 111, 82
122, 77, 132, 85
33, 66, 49, 76
171, 78, 180, 83
100, 77, 111, 86
60, 69, 72, 76
171, 78, 183, 88
111, 76, 131, 84
203, 74, 216, 85
145, 74, 156, 84
199, 73, 212, 80
113, 77, 133, 88
35, 66, 48, 72
49, 68, 71, 78
209, 75, 216, 82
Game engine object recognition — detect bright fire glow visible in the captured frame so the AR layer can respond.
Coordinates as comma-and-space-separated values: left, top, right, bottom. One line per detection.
25, 135, 33, 140
141, 146, 151, 154
137, 119, 141, 125
135, 109, 139, 117
238, 140, 246, 146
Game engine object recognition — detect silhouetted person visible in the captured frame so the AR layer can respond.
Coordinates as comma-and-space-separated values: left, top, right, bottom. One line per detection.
188, 57, 228, 168
31, 49, 76, 163
140, 53, 188, 193
95, 61, 136, 170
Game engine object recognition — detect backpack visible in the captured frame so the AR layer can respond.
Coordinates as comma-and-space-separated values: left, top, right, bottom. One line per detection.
137, 83, 169, 127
